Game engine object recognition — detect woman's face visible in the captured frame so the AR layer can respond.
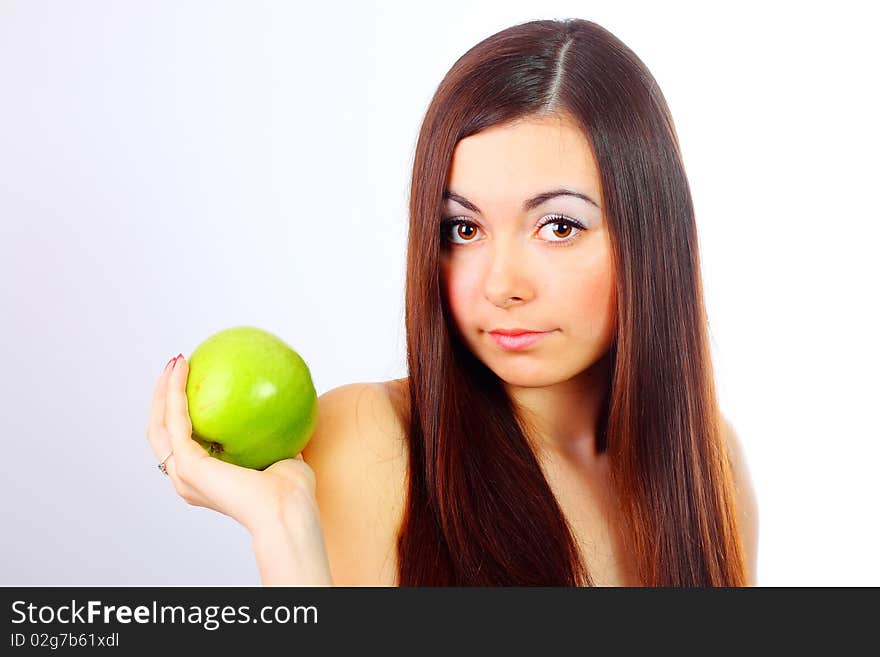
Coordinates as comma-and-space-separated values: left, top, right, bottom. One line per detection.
440, 113, 616, 388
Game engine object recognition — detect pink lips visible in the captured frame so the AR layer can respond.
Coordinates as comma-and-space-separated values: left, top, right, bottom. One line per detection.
488, 329, 554, 351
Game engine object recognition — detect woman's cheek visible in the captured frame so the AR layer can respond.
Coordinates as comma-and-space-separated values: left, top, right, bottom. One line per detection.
570, 264, 616, 343
443, 269, 475, 329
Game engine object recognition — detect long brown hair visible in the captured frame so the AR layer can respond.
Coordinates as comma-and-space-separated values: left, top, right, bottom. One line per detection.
396, 18, 747, 586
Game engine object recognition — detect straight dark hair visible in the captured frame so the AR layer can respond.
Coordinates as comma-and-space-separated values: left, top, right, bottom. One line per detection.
396, 18, 747, 586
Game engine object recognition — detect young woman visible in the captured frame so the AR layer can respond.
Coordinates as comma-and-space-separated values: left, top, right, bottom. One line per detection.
147, 18, 758, 587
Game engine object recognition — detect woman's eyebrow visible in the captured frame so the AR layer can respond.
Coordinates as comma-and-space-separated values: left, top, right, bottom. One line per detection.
442, 188, 599, 214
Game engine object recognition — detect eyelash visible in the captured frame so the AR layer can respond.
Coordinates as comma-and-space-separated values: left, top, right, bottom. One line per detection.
439, 213, 588, 248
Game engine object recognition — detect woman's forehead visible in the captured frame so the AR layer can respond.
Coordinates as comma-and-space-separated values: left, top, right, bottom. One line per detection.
446, 117, 601, 211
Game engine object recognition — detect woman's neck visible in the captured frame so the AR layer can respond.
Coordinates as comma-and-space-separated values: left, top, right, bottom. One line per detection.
507, 349, 613, 467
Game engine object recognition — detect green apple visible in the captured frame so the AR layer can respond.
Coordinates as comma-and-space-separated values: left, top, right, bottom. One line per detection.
184, 326, 318, 470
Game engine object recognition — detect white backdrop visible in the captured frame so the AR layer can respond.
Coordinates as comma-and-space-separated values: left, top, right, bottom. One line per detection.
1, 0, 877, 586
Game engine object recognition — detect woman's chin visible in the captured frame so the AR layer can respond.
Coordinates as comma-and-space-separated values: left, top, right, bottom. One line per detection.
490, 363, 564, 389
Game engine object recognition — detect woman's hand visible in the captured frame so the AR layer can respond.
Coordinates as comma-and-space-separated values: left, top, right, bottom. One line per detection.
146, 354, 320, 537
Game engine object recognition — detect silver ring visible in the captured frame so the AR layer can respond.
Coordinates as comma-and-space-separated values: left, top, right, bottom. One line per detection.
158, 449, 173, 476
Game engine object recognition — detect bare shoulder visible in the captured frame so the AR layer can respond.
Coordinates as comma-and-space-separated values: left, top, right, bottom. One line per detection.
721, 415, 760, 585
300, 379, 409, 586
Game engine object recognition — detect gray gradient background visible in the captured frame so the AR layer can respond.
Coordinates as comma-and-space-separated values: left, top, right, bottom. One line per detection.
2, 1, 877, 586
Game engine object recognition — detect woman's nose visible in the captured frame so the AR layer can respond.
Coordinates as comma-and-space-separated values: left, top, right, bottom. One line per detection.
483, 240, 533, 308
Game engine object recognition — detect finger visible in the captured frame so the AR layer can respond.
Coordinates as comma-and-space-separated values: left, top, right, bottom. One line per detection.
159, 454, 202, 506
147, 356, 177, 459
161, 356, 251, 517
162, 416, 202, 506
164, 439, 266, 527
164, 355, 206, 464
160, 453, 189, 493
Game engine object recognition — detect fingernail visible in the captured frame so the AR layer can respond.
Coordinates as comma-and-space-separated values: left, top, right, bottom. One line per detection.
164, 357, 176, 372
172, 353, 184, 370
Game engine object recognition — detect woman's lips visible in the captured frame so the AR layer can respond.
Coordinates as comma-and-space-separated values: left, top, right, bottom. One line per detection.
488, 330, 554, 351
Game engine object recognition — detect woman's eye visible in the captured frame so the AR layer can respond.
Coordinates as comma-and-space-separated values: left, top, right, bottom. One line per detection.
438, 218, 480, 245
441, 220, 480, 244
536, 215, 587, 244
